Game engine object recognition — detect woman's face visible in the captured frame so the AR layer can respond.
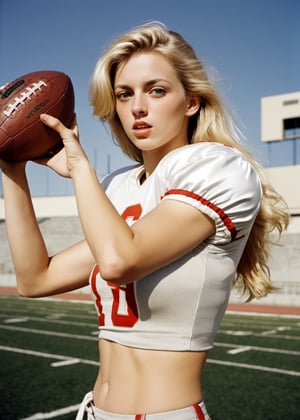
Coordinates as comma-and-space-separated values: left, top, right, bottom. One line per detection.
114, 52, 199, 160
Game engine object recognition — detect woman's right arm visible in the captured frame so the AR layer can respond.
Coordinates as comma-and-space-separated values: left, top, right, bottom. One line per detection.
1, 162, 94, 297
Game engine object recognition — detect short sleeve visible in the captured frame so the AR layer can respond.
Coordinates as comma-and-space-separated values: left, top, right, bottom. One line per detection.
159, 143, 262, 244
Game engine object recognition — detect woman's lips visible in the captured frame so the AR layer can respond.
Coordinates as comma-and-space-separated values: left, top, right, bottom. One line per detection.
133, 121, 152, 138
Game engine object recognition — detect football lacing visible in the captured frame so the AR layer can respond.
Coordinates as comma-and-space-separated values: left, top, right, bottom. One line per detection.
3, 80, 47, 117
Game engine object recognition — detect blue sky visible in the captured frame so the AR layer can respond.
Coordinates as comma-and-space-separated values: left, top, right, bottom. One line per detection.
0, 0, 299, 196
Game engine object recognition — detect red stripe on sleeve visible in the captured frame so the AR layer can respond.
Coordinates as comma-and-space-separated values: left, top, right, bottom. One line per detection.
162, 189, 237, 240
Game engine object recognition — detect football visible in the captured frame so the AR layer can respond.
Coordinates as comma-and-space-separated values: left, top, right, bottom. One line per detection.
0, 70, 74, 161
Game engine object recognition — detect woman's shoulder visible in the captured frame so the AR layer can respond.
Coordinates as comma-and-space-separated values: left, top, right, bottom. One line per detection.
163, 142, 242, 161
158, 141, 262, 206
159, 142, 262, 245
158, 142, 252, 176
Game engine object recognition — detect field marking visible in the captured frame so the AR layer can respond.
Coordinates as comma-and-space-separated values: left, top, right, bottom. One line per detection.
0, 312, 96, 323
257, 333, 300, 340
277, 326, 292, 331
219, 322, 299, 334
3, 317, 29, 323
260, 329, 279, 335
20, 403, 80, 419
227, 346, 251, 355
207, 358, 300, 377
215, 342, 300, 356
220, 329, 252, 336
0, 313, 96, 327
51, 359, 81, 367
220, 329, 300, 341
226, 310, 300, 319
0, 345, 98, 366
0, 324, 97, 341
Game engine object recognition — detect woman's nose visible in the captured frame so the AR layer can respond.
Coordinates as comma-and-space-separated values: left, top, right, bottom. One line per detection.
132, 94, 148, 117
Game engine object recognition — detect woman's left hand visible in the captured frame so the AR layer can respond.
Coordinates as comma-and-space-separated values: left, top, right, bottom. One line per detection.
37, 113, 89, 178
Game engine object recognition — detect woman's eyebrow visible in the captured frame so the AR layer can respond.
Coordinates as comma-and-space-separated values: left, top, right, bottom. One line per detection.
114, 78, 171, 90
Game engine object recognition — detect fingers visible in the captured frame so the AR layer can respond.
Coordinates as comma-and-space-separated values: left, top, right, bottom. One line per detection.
40, 113, 79, 140
40, 113, 67, 135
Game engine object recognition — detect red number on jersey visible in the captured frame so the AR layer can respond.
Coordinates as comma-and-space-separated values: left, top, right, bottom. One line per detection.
109, 282, 138, 327
90, 265, 138, 327
90, 204, 142, 328
121, 204, 142, 222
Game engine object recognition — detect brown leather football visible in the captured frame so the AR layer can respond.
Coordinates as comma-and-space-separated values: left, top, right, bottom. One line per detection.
0, 70, 74, 161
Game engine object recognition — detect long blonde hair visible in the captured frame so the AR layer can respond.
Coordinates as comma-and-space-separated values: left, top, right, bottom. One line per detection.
90, 22, 289, 301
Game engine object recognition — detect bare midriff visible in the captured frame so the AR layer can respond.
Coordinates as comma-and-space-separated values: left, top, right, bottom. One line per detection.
92, 339, 208, 414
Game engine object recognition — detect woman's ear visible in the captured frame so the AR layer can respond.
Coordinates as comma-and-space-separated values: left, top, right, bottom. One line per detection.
185, 95, 201, 116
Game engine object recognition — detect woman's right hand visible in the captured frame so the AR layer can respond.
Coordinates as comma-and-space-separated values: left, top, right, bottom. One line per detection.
34, 145, 71, 178
36, 113, 90, 179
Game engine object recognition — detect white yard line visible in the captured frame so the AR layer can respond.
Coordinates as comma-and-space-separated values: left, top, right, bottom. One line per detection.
51, 358, 81, 367
215, 341, 300, 356
0, 324, 97, 340
225, 310, 300, 319
0, 313, 96, 325
207, 358, 300, 377
0, 345, 98, 366
20, 403, 80, 419
220, 329, 300, 341
227, 346, 252, 355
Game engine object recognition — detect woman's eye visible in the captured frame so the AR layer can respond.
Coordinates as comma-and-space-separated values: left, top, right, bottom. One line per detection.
150, 87, 166, 96
116, 91, 131, 100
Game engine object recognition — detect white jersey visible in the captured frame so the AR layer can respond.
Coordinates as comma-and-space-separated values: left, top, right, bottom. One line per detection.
89, 142, 262, 351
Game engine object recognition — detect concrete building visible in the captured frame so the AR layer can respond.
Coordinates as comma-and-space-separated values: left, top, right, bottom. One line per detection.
261, 91, 300, 143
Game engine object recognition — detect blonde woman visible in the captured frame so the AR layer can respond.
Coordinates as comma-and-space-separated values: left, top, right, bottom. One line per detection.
1, 23, 289, 419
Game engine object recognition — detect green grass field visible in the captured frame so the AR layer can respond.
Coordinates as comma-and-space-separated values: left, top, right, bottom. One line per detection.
0, 293, 299, 419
